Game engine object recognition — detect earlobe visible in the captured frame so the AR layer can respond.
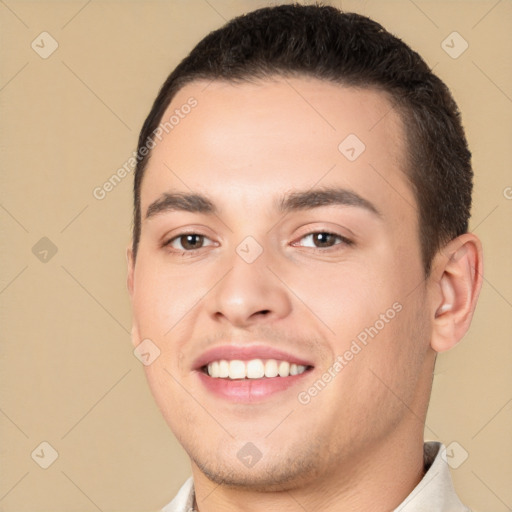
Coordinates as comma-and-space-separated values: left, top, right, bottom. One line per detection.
130, 325, 140, 349
430, 233, 483, 353
126, 246, 140, 348
126, 246, 134, 297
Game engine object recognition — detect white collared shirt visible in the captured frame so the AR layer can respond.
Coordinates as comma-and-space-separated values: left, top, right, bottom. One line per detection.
161, 442, 471, 512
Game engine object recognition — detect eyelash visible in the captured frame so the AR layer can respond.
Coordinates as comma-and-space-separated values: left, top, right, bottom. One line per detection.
292, 232, 353, 250
162, 231, 353, 254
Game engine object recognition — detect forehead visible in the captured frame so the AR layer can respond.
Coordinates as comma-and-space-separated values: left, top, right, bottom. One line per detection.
140, 77, 414, 222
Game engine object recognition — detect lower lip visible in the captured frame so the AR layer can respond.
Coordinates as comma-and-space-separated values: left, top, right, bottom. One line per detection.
196, 370, 312, 402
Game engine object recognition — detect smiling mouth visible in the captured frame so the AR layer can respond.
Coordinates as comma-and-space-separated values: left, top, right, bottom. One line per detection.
201, 359, 314, 379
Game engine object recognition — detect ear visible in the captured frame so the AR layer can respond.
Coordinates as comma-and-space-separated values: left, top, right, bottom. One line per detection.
126, 245, 135, 298
430, 233, 483, 353
126, 245, 140, 348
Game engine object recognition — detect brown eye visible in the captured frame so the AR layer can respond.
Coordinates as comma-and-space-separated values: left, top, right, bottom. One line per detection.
311, 233, 338, 247
180, 234, 204, 250
298, 232, 349, 249
166, 233, 213, 251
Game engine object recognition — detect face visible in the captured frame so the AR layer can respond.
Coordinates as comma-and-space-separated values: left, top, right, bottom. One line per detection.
128, 77, 436, 489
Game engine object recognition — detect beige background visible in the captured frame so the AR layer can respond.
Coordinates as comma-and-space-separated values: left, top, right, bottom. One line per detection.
0, 0, 511, 510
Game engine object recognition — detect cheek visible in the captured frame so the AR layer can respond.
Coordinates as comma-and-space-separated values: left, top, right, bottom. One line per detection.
286, 260, 397, 344
132, 258, 198, 337
290, 259, 425, 395
132, 283, 168, 340
143, 365, 195, 434
305, 303, 427, 440
355, 294, 431, 408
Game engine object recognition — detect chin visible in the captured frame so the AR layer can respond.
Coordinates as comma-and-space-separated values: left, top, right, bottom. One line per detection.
191, 449, 323, 491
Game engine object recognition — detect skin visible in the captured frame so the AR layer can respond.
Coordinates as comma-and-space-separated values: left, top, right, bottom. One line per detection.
127, 77, 483, 511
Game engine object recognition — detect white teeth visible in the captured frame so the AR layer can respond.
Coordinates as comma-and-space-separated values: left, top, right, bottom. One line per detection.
218, 359, 229, 378
278, 361, 290, 377
247, 359, 265, 379
264, 359, 279, 378
210, 361, 219, 378
206, 358, 309, 379
229, 360, 246, 379
289, 363, 307, 375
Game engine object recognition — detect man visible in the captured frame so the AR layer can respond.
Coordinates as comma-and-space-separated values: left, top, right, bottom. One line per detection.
127, 4, 483, 511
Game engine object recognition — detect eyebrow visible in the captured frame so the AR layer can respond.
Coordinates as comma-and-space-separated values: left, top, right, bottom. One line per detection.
145, 187, 381, 220
146, 192, 216, 219
277, 187, 380, 216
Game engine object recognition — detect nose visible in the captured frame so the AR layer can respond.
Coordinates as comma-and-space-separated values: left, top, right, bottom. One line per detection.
206, 243, 293, 328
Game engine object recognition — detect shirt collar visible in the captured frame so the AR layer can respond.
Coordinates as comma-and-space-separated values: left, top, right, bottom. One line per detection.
393, 441, 470, 511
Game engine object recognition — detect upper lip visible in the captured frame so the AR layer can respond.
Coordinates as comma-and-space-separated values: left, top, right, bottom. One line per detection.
192, 344, 315, 371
